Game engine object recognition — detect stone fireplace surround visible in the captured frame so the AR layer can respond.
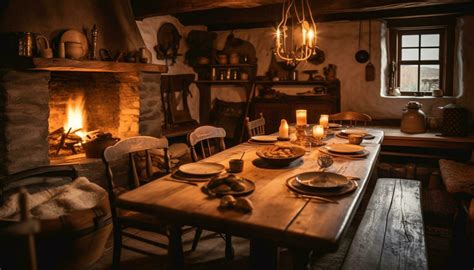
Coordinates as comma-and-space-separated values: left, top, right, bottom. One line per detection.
0, 70, 163, 182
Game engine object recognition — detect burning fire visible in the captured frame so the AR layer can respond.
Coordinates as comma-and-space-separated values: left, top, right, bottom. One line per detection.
64, 96, 86, 139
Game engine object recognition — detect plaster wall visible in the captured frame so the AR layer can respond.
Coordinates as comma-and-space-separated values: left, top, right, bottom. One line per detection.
137, 15, 474, 121
136, 16, 205, 122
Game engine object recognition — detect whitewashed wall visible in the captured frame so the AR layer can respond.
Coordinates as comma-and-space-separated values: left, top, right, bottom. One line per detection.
136, 16, 205, 122
137, 15, 474, 121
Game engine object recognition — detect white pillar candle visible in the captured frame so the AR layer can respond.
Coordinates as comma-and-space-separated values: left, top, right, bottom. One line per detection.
319, 114, 329, 128
313, 125, 324, 139
279, 119, 289, 138
296, 110, 307, 126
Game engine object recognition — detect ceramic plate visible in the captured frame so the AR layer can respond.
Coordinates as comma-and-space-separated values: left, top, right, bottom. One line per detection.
251, 135, 278, 142
319, 147, 369, 159
287, 177, 357, 197
340, 128, 368, 135
202, 177, 255, 197
329, 123, 343, 128
325, 144, 365, 154
295, 172, 350, 189
179, 162, 225, 176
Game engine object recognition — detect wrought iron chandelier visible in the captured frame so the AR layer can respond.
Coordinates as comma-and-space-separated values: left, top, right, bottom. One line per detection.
275, 0, 317, 64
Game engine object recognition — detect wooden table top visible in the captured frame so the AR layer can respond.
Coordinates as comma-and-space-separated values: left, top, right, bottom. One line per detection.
116, 130, 382, 250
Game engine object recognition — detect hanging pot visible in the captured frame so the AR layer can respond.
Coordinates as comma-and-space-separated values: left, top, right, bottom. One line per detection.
365, 20, 375, 81
355, 21, 369, 63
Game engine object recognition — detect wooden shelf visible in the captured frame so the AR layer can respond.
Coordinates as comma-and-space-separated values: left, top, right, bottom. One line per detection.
0, 57, 168, 73
254, 80, 335, 85
195, 80, 253, 84
195, 64, 256, 68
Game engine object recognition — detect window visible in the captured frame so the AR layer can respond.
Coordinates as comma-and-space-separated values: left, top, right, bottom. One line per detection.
388, 17, 455, 96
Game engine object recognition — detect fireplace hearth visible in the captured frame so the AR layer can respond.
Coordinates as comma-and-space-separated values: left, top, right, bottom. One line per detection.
0, 70, 164, 181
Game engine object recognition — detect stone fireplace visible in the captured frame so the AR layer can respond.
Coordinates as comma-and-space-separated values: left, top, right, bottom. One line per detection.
0, 70, 163, 180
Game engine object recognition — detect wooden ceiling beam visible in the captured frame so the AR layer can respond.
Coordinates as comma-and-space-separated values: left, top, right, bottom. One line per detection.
171, 2, 474, 30
131, 0, 283, 19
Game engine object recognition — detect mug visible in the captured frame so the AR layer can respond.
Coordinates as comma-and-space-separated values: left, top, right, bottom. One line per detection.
229, 159, 244, 173
64, 42, 83, 59
348, 134, 363, 145
39, 48, 53, 58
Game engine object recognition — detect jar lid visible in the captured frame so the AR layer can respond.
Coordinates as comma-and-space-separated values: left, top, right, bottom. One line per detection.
407, 101, 422, 109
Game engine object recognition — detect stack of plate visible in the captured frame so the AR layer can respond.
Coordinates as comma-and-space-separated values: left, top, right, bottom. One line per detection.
319, 144, 369, 158
248, 135, 278, 144
287, 172, 357, 196
336, 128, 374, 140
174, 162, 226, 182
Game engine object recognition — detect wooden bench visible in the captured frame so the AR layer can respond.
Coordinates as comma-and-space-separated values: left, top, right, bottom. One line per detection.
342, 178, 428, 270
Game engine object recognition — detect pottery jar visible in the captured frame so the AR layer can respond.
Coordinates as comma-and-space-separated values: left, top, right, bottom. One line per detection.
65, 42, 83, 59
400, 101, 426, 134
229, 53, 240, 65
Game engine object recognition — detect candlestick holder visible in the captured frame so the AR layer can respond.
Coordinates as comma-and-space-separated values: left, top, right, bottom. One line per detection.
310, 136, 326, 147
295, 124, 309, 146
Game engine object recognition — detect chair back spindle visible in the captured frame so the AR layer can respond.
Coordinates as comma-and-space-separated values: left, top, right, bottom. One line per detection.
245, 113, 266, 139
188, 126, 226, 162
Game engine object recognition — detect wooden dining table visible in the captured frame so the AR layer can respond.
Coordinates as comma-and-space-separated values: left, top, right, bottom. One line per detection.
116, 128, 384, 269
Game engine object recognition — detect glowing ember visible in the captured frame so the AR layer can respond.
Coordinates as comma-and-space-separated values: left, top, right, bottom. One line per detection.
64, 96, 86, 139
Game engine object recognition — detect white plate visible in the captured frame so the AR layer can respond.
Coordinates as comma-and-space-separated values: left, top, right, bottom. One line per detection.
340, 128, 368, 135
325, 144, 365, 154
251, 135, 278, 142
179, 162, 225, 176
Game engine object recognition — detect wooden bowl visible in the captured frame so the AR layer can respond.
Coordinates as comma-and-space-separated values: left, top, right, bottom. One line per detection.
256, 146, 305, 167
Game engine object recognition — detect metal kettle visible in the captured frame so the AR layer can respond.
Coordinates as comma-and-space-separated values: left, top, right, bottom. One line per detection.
400, 101, 426, 134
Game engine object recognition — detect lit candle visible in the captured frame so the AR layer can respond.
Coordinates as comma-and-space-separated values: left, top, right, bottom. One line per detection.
313, 125, 324, 139
319, 114, 329, 128
308, 29, 314, 47
296, 110, 307, 126
279, 119, 289, 138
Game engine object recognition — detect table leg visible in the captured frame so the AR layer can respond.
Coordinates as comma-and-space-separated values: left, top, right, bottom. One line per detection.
168, 225, 184, 270
290, 248, 312, 270
249, 239, 279, 270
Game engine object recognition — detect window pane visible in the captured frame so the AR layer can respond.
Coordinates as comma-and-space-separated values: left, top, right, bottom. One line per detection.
402, 35, 419, 47
400, 65, 419, 92
420, 65, 440, 92
421, 48, 439, 60
402, 49, 419, 60
421, 34, 440, 47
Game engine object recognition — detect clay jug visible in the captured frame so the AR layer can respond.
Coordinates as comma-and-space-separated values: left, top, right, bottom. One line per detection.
400, 101, 426, 134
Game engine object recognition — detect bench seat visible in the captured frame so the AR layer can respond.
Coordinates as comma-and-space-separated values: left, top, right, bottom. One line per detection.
342, 178, 427, 270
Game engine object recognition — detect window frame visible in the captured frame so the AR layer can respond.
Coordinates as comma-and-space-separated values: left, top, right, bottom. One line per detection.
388, 17, 455, 96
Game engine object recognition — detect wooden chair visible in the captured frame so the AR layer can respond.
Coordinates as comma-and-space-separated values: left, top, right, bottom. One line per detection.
188, 125, 227, 162
245, 113, 266, 138
329, 111, 372, 126
103, 136, 201, 268
187, 126, 234, 259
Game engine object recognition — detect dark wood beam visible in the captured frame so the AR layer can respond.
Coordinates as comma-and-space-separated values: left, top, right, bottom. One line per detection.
131, 0, 283, 19
171, 2, 474, 30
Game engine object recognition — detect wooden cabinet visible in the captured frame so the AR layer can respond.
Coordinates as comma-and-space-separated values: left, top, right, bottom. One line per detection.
251, 80, 340, 133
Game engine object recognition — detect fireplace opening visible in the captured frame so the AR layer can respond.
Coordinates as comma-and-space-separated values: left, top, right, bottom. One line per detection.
48, 72, 140, 160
